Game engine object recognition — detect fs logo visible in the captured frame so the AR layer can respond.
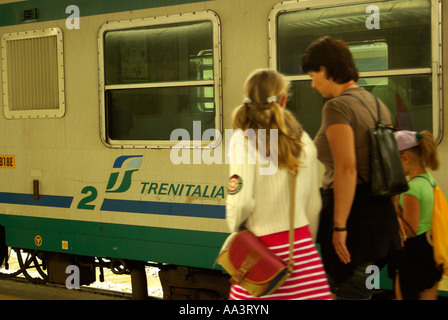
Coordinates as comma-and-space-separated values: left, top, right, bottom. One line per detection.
106, 155, 143, 193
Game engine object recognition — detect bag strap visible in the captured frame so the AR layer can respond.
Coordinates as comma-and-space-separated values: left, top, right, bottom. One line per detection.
396, 210, 417, 237
339, 93, 379, 185
341, 93, 385, 186
343, 93, 381, 126
238, 171, 297, 270
239, 123, 300, 271
412, 174, 437, 189
286, 126, 302, 270
287, 171, 297, 271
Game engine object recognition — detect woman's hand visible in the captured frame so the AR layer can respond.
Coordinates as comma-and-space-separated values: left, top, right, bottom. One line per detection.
332, 230, 351, 264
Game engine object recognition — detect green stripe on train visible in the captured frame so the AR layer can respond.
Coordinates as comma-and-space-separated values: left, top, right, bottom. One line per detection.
0, 214, 228, 270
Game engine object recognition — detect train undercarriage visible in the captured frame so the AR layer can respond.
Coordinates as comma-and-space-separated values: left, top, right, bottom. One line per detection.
0, 250, 230, 300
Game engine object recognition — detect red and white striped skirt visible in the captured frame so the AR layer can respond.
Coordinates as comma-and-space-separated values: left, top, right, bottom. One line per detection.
229, 225, 332, 300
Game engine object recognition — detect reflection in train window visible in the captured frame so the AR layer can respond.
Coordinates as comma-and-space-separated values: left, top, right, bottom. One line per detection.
106, 86, 215, 141
99, 13, 221, 147
272, 0, 441, 138
287, 75, 433, 138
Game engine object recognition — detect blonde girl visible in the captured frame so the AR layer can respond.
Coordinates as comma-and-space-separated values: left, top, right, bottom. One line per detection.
225, 69, 331, 300
394, 130, 443, 300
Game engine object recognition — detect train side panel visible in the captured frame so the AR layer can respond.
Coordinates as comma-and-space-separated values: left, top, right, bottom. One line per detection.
0, 0, 447, 297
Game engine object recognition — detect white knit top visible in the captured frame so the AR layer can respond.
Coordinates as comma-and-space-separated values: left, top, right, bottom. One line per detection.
225, 130, 322, 240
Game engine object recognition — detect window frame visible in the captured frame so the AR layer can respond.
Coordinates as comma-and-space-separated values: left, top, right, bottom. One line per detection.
97, 10, 222, 149
269, 0, 442, 141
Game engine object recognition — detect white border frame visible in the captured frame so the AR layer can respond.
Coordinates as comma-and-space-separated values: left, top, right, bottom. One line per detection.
269, 0, 443, 141
1, 27, 65, 119
97, 10, 222, 149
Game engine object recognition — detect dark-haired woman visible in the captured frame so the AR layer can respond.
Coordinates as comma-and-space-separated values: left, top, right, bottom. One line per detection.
301, 36, 401, 300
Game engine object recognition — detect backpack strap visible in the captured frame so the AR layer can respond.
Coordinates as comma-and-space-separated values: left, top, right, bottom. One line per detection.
342, 92, 381, 125
341, 92, 380, 185
397, 211, 417, 238
412, 175, 437, 189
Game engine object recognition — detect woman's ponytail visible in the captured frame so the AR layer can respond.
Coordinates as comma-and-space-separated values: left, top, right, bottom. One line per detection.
418, 130, 439, 170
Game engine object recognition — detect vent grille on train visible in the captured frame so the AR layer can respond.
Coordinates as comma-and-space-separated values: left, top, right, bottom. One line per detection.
1, 28, 65, 118
22, 8, 38, 21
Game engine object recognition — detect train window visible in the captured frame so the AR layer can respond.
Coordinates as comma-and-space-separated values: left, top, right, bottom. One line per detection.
270, 0, 442, 139
1, 27, 65, 119
98, 12, 221, 148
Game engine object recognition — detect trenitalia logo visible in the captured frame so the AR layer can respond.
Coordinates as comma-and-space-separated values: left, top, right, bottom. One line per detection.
106, 155, 143, 193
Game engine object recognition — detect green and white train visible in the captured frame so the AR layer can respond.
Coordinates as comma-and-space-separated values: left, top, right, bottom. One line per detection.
0, 0, 446, 299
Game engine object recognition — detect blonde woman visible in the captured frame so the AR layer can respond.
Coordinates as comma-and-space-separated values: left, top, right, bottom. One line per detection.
393, 130, 443, 300
225, 69, 331, 300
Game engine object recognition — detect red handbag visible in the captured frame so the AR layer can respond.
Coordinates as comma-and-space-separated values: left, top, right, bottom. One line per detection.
217, 172, 297, 297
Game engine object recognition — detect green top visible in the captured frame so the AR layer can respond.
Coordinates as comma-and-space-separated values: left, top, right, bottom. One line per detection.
399, 173, 435, 236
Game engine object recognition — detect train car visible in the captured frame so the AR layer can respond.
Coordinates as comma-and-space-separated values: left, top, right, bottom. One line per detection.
0, 0, 446, 299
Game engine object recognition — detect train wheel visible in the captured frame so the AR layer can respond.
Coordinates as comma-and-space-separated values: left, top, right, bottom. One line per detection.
0, 247, 22, 279
14, 248, 48, 284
